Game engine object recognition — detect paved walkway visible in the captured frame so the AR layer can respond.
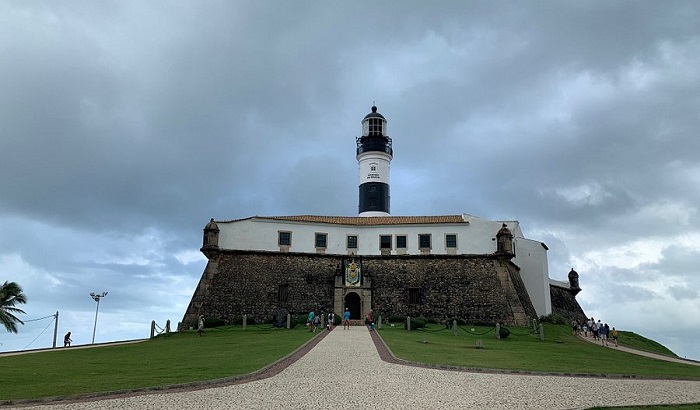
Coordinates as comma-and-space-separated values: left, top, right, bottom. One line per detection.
17, 327, 700, 409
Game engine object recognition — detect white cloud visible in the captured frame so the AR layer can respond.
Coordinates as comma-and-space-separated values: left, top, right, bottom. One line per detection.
547, 182, 612, 207
174, 250, 206, 265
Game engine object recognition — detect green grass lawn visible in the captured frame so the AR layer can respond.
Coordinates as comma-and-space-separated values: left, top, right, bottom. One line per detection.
617, 330, 678, 357
3, 322, 699, 404
377, 323, 700, 379
0, 325, 316, 402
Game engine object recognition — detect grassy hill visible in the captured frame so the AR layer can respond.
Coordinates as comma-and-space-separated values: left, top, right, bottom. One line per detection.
376, 322, 698, 379
0, 325, 316, 403
0, 323, 697, 404
617, 330, 678, 357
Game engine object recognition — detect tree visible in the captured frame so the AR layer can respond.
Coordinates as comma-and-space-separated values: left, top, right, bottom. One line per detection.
0, 281, 27, 333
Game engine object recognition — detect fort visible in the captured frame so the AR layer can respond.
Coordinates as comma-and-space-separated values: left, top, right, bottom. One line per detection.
181, 106, 586, 329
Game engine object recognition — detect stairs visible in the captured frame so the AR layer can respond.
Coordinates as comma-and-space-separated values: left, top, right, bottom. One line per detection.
346, 319, 366, 326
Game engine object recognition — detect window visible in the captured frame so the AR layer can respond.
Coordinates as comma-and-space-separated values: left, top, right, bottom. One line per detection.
370, 165, 376, 171
315, 233, 327, 248
369, 118, 383, 134
396, 235, 407, 249
278, 284, 289, 303
380, 235, 392, 249
409, 288, 421, 304
419, 234, 431, 249
278, 231, 291, 246
347, 235, 358, 249
446, 234, 457, 248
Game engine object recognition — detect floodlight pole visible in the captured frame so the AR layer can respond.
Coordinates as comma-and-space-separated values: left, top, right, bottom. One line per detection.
52, 311, 59, 348
90, 292, 108, 344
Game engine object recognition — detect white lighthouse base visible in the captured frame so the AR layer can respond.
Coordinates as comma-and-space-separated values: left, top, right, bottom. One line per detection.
359, 211, 391, 217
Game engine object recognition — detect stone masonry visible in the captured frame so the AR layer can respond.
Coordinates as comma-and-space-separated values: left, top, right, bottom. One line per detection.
181, 250, 544, 329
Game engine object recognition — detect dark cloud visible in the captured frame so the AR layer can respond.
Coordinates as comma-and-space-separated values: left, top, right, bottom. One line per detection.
1, 1, 699, 359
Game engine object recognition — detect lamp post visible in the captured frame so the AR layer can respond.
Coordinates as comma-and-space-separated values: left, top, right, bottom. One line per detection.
90, 291, 108, 344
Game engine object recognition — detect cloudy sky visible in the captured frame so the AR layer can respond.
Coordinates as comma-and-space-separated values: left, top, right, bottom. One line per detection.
2, 2, 699, 360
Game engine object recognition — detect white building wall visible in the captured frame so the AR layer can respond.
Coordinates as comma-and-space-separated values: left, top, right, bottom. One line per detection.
513, 238, 552, 318
218, 217, 514, 256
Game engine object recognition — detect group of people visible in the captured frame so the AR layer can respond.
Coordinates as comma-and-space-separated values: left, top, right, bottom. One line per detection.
306, 309, 328, 332
306, 307, 355, 331
573, 317, 619, 347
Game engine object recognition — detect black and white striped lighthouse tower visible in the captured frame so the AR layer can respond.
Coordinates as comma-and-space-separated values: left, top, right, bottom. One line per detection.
357, 105, 393, 216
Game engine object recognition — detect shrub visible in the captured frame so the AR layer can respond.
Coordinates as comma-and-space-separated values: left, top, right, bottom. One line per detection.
204, 317, 226, 328
471, 320, 496, 327
445, 318, 466, 327
272, 311, 287, 328
498, 326, 511, 339
387, 315, 406, 324
296, 314, 309, 327
405, 317, 427, 330
539, 313, 568, 325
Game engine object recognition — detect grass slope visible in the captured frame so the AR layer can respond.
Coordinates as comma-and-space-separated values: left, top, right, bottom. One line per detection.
377, 323, 700, 379
0, 326, 316, 402
617, 330, 678, 357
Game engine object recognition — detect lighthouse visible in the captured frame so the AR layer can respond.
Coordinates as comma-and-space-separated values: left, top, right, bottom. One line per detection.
357, 106, 393, 216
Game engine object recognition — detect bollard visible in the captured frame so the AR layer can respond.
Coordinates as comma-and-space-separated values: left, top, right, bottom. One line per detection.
150, 320, 156, 338
378, 315, 382, 329
407, 316, 411, 331
532, 318, 537, 333
452, 320, 458, 336
496, 323, 501, 339
286, 313, 291, 329
243, 314, 247, 331
539, 323, 544, 341
321, 314, 326, 329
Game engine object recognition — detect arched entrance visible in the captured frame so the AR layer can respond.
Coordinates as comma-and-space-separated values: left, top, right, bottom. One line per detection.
344, 292, 361, 320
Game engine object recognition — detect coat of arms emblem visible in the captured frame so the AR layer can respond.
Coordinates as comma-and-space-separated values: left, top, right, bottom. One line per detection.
345, 259, 361, 286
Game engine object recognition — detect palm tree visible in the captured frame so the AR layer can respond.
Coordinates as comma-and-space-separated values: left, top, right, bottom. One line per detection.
0, 281, 27, 333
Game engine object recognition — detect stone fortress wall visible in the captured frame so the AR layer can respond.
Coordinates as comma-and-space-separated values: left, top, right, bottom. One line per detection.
180, 249, 583, 329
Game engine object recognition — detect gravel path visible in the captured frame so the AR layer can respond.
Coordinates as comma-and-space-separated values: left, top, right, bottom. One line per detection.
14, 327, 700, 409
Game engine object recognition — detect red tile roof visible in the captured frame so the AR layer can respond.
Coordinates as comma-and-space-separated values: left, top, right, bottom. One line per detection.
223, 215, 467, 226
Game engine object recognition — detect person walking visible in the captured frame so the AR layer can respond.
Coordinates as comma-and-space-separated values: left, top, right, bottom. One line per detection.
611, 327, 619, 347
308, 309, 316, 333
600, 323, 608, 346
327, 311, 334, 331
197, 315, 206, 336
343, 308, 351, 329
63, 332, 72, 347
313, 312, 320, 333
